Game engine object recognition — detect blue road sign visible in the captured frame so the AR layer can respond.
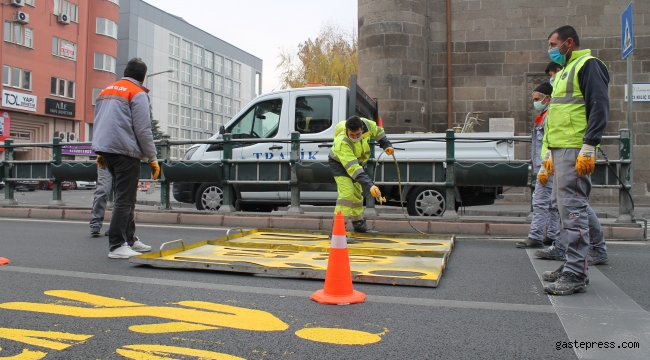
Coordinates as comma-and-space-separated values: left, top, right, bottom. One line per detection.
621, 1, 634, 59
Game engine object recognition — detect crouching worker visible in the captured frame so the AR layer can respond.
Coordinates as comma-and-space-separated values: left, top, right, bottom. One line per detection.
328, 116, 394, 233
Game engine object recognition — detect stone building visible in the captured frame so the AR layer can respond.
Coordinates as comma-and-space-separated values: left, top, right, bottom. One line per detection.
358, 0, 649, 205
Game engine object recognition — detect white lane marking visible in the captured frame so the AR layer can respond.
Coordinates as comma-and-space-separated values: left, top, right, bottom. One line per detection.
0, 218, 234, 231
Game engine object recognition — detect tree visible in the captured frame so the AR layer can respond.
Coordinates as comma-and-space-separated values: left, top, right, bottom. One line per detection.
149, 102, 164, 140
277, 23, 357, 89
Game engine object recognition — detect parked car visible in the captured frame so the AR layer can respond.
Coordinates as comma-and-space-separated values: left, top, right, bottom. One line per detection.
16, 180, 38, 191
71, 181, 96, 190
39, 180, 72, 190
0, 180, 4, 189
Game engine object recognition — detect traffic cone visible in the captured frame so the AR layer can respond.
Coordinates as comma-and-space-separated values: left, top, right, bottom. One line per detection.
311, 211, 366, 305
0, 257, 9, 266
377, 116, 384, 128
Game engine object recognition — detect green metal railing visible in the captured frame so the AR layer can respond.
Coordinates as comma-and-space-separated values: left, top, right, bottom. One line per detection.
1, 129, 633, 222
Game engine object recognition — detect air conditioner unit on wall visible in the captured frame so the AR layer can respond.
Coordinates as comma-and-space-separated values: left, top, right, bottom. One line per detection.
67, 133, 78, 142
57, 13, 70, 25
54, 131, 67, 141
10, 0, 24, 8
13, 11, 29, 24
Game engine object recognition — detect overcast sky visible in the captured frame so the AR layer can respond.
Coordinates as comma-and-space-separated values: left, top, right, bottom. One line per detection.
146, 0, 358, 93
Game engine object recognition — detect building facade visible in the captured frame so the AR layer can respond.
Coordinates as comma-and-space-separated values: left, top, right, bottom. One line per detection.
117, 0, 263, 159
358, 0, 650, 205
1, 0, 119, 160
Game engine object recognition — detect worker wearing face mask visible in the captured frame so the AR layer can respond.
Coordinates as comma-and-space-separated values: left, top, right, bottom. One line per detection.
516, 82, 561, 250
537, 25, 609, 296
545, 61, 563, 85
328, 116, 394, 233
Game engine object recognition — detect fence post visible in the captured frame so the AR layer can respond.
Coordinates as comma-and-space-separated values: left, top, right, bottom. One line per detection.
158, 135, 171, 210
442, 130, 458, 218
616, 129, 634, 223
1, 139, 17, 205
217, 133, 236, 212
364, 140, 379, 216
287, 131, 304, 214
50, 138, 65, 207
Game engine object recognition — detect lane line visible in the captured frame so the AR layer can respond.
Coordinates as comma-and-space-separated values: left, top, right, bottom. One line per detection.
0, 218, 233, 231
0, 265, 555, 314
527, 250, 650, 359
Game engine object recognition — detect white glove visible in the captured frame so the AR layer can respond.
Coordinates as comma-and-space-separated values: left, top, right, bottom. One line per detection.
541, 150, 553, 175
576, 144, 596, 176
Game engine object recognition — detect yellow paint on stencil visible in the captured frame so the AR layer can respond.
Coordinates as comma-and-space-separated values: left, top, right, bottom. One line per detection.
0, 348, 47, 360
0, 291, 288, 333
116, 344, 245, 360
0, 328, 93, 350
294, 328, 383, 345
44, 290, 144, 307
129, 322, 219, 334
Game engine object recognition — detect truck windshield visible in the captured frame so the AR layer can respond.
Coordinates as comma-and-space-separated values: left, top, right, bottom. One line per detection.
227, 99, 282, 140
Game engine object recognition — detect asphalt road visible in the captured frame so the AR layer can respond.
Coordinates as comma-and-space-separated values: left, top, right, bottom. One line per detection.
0, 218, 648, 359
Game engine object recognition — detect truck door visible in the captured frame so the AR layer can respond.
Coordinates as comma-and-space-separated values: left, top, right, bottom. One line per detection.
226, 95, 290, 201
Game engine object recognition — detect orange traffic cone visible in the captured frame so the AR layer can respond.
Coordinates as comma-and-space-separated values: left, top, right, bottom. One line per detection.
377, 116, 384, 128
0, 257, 9, 266
311, 211, 366, 305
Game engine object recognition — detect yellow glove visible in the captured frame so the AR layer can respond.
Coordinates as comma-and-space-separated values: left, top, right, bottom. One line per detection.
542, 150, 554, 175
537, 167, 549, 185
96, 155, 106, 170
150, 160, 161, 180
385, 147, 395, 156
575, 144, 596, 176
370, 185, 381, 198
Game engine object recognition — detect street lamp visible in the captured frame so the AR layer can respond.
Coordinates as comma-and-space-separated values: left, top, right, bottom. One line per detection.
145, 69, 174, 89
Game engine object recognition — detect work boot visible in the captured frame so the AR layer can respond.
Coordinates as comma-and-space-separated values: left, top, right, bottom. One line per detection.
515, 237, 544, 248
542, 264, 589, 284
90, 227, 101, 237
587, 251, 609, 266
542, 236, 555, 246
543, 271, 588, 295
352, 219, 377, 233
534, 246, 566, 261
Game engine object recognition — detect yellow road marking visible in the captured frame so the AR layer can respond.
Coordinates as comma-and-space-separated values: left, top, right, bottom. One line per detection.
129, 322, 219, 334
45, 290, 145, 307
0, 348, 47, 360
294, 328, 383, 345
0, 328, 92, 350
116, 344, 245, 360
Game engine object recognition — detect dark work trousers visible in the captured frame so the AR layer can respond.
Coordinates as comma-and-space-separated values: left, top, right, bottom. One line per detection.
101, 153, 140, 252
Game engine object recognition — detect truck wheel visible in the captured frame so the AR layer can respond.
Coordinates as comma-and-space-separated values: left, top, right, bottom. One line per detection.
195, 183, 223, 211
407, 186, 446, 217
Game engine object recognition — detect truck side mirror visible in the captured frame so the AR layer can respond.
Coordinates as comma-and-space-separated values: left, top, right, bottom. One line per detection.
219, 125, 226, 134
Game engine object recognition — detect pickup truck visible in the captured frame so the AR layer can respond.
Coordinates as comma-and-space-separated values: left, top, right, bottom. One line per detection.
173, 76, 514, 216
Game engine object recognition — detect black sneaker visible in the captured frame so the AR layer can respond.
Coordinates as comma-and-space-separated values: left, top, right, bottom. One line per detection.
516, 237, 544, 248
352, 219, 377, 233
105, 230, 109, 236
542, 264, 589, 284
534, 246, 566, 261
90, 228, 100, 237
543, 272, 588, 295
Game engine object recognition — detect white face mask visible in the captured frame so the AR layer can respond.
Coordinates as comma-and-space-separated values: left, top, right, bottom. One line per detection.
349, 136, 361, 143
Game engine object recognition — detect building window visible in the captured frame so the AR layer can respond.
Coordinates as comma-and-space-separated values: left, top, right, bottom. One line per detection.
215, 115, 223, 129
168, 58, 179, 80
204, 71, 213, 90
234, 82, 241, 99
50, 77, 74, 98
205, 50, 214, 70
94, 53, 116, 73
4, 67, 31, 91
169, 34, 180, 57
180, 85, 190, 104
225, 79, 232, 96
180, 107, 191, 127
204, 92, 213, 110
169, 127, 179, 139
96, 18, 118, 39
4, 23, 34, 49
192, 109, 202, 129
181, 63, 191, 83
224, 98, 232, 115
225, 59, 233, 77
193, 67, 203, 87
2, 65, 10, 86
204, 112, 213, 131
168, 104, 179, 125
181, 129, 190, 139
215, 95, 223, 113
70, 3, 79, 23
25, 0, 35, 5
3, 22, 11, 42
181, 40, 192, 61
215, 55, 223, 73
52, 37, 77, 60
168, 81, 179, 102
193, 88, 203, 108
92, 88, 102, 105
194, 46, 203, 66
234, 63, 241, 80
215, 75, 223, 93
13, 68, 21, 88
234, 100, 241, 115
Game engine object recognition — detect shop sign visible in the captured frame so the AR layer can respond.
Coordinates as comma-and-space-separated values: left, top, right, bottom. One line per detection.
62, 145, 95, 156
2, 89, 37, 112
45, 98, 75, 118
60, 40, 76, 59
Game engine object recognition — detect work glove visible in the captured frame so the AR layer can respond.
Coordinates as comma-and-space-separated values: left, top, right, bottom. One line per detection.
96, 155, 106, 170
537, 167, 549, 185
150, 160, 161, 180
370, 185, 381, 198
575, 144, 596, 176
385, 147, 395, 156
542, 150, 554, 175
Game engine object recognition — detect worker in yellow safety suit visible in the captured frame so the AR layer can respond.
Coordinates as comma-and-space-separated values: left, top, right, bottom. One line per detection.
328, 116, 394, 233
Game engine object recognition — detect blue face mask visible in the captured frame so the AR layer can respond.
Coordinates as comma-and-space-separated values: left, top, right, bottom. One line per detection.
534, 100, 547, 111
548, 40, 568, 65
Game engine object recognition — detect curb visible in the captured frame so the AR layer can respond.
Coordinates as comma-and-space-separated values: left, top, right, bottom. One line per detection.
0, 206, 645, 240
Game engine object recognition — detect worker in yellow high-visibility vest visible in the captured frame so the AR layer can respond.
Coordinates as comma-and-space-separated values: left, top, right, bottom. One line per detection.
536, 25, 609, 296
328, 116, 394, 233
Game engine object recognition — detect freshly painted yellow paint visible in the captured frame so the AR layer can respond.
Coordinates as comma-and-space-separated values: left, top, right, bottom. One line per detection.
294, 328, 383, 345
0, 291, 289, 332
116, 344, 245, 360
129, 322, 219, 334
0, 348, 47, 360
0, 328, 93, 351
44, 290, 144, 307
